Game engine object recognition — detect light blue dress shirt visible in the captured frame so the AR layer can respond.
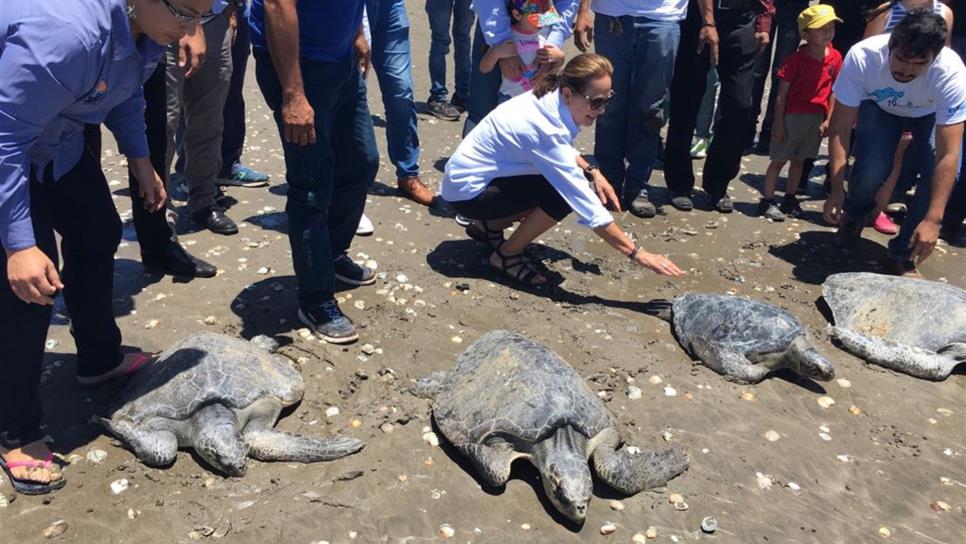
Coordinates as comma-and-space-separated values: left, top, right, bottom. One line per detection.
441, 90, 615, 229
0, 0, 164, 251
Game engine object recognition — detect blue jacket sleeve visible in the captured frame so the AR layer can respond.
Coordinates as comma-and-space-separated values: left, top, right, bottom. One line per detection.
546, 0, 580, 48
103, 87, 149, 159
0, 19, 97, 251
473, 0, 513, 46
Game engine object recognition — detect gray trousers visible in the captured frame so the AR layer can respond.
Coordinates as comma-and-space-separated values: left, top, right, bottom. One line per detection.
165, 13, 233, 213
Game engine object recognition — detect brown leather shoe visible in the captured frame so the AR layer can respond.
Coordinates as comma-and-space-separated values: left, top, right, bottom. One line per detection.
397, 176, 436, 206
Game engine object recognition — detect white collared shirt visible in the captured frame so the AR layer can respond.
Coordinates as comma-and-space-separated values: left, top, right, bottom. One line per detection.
441, 90, 614, 229
591, 0, 689, 21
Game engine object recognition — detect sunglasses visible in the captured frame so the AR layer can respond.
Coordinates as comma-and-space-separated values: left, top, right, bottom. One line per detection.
162, 0, 203, 24
575, 89, 615, 110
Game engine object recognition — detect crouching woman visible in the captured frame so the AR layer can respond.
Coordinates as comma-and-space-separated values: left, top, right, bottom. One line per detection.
441, 53, 684, 285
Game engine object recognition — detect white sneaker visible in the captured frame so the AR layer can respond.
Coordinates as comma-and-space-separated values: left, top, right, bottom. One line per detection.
356, 213, 374, 236
454, 214, 471, 227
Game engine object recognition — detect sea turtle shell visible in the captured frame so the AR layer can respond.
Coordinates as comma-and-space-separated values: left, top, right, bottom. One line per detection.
109, 332, 304, 424
432, 330, 616, 450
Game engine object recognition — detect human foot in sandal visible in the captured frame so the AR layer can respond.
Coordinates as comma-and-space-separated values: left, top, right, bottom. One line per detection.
77, 351, 155, 387
466, 220, 506, 249
489, 247, 547, 286
0, 441, 65, 495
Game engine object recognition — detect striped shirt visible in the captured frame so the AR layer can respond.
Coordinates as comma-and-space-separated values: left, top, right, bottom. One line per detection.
884, 1, 947, 33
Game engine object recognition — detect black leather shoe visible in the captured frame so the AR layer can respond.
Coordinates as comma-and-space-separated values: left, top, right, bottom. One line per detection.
192, 206, 238, 235
142, 242, 217, 278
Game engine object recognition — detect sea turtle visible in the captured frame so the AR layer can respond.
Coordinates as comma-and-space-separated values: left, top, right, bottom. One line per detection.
97, 332, 364, 476
415, 330, 689, 523
822, 272, 966, 380
644, 294, 835, 384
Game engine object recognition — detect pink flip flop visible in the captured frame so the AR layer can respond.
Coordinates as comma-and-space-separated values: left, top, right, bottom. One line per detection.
0, 452, 66, 495
76, 352, 154, 387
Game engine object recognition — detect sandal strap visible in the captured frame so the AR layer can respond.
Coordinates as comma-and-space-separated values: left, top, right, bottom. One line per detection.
493, 248, 543, 284
3, 452, 54, 470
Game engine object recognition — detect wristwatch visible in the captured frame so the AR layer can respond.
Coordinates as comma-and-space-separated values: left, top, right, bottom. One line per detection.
583, 164, 598, 181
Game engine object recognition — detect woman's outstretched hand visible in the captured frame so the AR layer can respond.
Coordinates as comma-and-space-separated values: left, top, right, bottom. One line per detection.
634, 250, 685, 277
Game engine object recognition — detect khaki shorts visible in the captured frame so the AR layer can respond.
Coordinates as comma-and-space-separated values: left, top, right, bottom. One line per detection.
769, 113, 824, 162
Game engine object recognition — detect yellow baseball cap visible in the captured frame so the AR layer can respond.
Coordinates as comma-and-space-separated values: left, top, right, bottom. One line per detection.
797, 4, 843, 34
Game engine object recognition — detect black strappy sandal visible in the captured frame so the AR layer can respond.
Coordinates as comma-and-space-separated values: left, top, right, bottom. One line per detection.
490, 247, 546, 286
466, 220, 505, 249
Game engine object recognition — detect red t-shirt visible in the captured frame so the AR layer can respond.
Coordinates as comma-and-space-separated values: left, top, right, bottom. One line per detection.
777, 46, 843, 116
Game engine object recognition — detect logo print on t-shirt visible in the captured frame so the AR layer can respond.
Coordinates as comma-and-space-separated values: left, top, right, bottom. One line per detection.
869, 87, 904, 106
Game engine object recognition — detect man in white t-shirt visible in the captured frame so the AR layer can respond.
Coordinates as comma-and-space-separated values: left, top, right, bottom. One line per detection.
825, 10, 966, 276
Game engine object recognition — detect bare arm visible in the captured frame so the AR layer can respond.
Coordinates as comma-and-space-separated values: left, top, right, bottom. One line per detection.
823, 100, 858, 225
697, 0, 719, 65
864, 4, 888, 38
263, 0, 315, 146
910, 121, 964, 261
593, 223, 685, 276
573, 0, 593, 52
480, 41, 516, 74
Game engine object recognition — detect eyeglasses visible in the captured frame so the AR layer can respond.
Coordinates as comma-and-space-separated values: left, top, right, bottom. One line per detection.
574, 89, 615, 110
162, 0, 203, 24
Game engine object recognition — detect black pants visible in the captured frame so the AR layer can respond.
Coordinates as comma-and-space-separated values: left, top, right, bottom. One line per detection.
0, 145, 123, 446
665, 4, 758, 199
123, 64, 177, 254
448, 175, 573, 222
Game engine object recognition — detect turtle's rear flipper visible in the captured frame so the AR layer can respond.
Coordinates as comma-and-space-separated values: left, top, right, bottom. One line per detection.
591, 429, 689, 495
244, 428, 364, 462
412, 370, 448, 399
639, 299, 673, 323
830, 326, 958, 380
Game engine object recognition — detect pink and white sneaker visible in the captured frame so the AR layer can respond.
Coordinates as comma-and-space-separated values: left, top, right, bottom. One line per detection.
872, 212, 898, 235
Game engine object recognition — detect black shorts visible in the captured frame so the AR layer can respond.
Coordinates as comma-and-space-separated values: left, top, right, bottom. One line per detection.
447, 175, 572, 222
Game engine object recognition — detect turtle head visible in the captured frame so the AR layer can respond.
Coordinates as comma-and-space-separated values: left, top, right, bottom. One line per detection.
193, 404, 248, 477
542, 451, 593, 523
788, 336, 835, 382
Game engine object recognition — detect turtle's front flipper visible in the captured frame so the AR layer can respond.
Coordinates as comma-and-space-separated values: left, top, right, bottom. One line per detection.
830, 326, 958, 380
592, 429, 689, 495
689, 337, 770, 384
244, 425, 364, 462
460, 443, 514, 488
98, 417, 177, 468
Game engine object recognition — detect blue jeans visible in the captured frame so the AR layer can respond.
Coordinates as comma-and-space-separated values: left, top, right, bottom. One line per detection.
846, 101, 936, 260
254, 50, 379, 309
366, 0, 420, 179
426, 0, 473, 102
464, 22, 503, 136
220, 7, 251, 175
592, 14, 681, 202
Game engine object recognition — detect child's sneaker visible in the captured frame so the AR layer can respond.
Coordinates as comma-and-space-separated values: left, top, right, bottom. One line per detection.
756, 199, 786, 222
872, 211, 899, 235
779, 196, 804, 218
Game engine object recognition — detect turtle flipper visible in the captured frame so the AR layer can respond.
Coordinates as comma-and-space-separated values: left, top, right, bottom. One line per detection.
689, 337, 770, 384
460, 443, 514, 488
244, 427, 364, 462
98, 417, 178, 468
830, 326, 958, 380
591, 429, 689, 495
